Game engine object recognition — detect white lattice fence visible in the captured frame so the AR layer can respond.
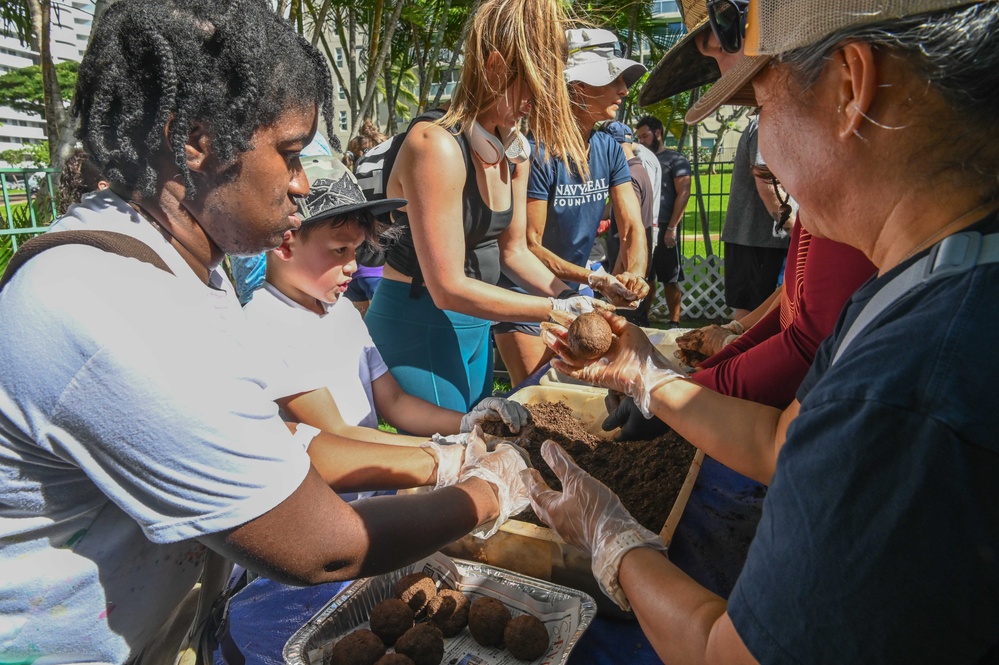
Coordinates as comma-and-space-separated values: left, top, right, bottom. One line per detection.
649, 254, 729, 322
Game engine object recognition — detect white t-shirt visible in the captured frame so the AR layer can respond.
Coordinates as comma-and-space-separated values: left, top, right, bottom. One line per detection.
634, 143, 663, 227
243, 282, 389, 429
0, 191, 311, 662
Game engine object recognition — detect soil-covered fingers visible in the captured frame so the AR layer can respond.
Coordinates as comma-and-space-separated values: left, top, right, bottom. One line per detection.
698, 324, 736, 357
675, 327, 705, 351
674, 348, 707, 368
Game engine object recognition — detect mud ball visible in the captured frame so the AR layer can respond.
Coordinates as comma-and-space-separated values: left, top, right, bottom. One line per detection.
467, 596, 511, 648
393, 572, 437, 616
373, 655, 415, 665
330, 629, 386, 665
566, 312, 613, 360
369, 598, 415, 646
393, 623, 444, 665
427, 589, 470, 637
504, 614, 549, 661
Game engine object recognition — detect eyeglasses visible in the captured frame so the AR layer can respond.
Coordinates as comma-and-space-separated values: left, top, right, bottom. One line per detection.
707, 0, 749, 54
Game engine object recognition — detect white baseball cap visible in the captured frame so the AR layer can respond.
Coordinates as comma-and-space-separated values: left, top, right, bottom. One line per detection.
564, 28, 647, 88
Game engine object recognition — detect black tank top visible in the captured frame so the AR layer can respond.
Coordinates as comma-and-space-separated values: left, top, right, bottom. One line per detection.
385, 123, 514, 286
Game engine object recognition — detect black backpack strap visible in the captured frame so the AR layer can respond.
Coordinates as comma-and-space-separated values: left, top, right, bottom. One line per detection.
831, 231, 999, 366
0, 230, 174, 292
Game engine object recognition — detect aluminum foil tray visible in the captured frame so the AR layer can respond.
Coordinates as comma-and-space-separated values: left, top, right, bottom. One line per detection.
283, 555, 597, 665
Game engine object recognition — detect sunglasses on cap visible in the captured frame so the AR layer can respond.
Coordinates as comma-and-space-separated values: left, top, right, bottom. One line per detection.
569, 40, 626, 58
707, 0, 749, 54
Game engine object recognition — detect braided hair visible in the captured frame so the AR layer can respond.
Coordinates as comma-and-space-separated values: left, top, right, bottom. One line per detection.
74, 0, 336, 199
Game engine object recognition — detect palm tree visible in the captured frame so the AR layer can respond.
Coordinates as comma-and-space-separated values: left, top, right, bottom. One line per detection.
3, 0, 75, 173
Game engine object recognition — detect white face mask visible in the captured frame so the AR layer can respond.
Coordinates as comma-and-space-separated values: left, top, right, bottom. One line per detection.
464, 121, 532, 165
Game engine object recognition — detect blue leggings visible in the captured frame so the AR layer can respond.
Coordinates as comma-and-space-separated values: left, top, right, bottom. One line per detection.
366, 279, 493, 413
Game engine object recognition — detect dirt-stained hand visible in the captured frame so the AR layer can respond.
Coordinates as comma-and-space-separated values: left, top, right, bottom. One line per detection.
587, 269, 643, 309
461, 397, 530, 434
613, 272, 650, 301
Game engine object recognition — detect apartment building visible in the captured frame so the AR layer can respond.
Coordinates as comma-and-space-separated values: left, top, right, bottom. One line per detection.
0, 0, 94, 164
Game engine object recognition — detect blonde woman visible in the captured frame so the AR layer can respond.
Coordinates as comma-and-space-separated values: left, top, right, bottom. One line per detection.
366, 0, 602, 411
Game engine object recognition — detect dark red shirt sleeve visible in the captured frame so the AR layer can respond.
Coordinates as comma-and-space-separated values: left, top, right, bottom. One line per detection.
690, 224, 876, 408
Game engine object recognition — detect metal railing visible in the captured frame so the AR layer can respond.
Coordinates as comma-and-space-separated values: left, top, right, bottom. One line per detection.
1, 167, 59, 274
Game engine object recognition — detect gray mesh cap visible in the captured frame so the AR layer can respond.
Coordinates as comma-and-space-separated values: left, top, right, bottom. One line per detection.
686, 0, 987, 124
295, 155, 406, 224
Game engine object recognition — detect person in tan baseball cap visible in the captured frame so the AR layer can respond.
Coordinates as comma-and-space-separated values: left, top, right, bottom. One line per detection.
525, 2, 999, 663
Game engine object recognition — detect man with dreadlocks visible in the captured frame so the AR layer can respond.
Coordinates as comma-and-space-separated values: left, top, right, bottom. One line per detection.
0, 1, 529, 662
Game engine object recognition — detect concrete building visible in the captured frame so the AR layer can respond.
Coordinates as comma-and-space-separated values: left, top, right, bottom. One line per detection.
0, 1, 94, 164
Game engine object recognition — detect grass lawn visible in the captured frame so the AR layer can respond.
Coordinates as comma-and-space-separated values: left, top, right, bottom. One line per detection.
679, 168, 732, 260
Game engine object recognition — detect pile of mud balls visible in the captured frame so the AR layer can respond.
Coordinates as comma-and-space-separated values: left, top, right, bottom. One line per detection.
329, 571, 550, 665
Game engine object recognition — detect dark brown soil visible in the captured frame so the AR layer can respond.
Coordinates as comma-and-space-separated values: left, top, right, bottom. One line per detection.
485, 401, 696, 533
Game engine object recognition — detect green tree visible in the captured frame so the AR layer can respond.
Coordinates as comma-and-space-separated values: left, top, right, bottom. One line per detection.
1, 140, 49, 168
1, 0, 78, 174
0, 0, 32, 47
706, 106, 747, 173
0, 61, 78, 117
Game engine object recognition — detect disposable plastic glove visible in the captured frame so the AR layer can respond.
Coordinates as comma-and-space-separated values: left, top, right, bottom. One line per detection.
586, 266, 643, 309
675, 324, 737, 365
721, 319, 745, 335
458, 428, 531, 539
423, 432, 470, 489
613, 271, 651, 302
541, 311, 688, 417
460, 397, 530, 434
601, 391, 670, 442
549, 294, 614, 318
521, 441, 667, 611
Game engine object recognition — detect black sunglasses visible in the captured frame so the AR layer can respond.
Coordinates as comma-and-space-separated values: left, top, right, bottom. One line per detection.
707, 0, 749, 54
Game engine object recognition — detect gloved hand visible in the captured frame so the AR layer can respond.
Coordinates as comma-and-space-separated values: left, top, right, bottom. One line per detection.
458, 427, 531, 539
613, 271, 650, 302
587, 266, 642, 309
697, 324, 739, 357
601, 391, 670, 441
721, 319, 745, 335
676, 324, 738, 360
550, 294, 614, 317
460, 397, 530, 434
424, 432, 470, 489
540, 311, 687, 417
521, 441, 667, 611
